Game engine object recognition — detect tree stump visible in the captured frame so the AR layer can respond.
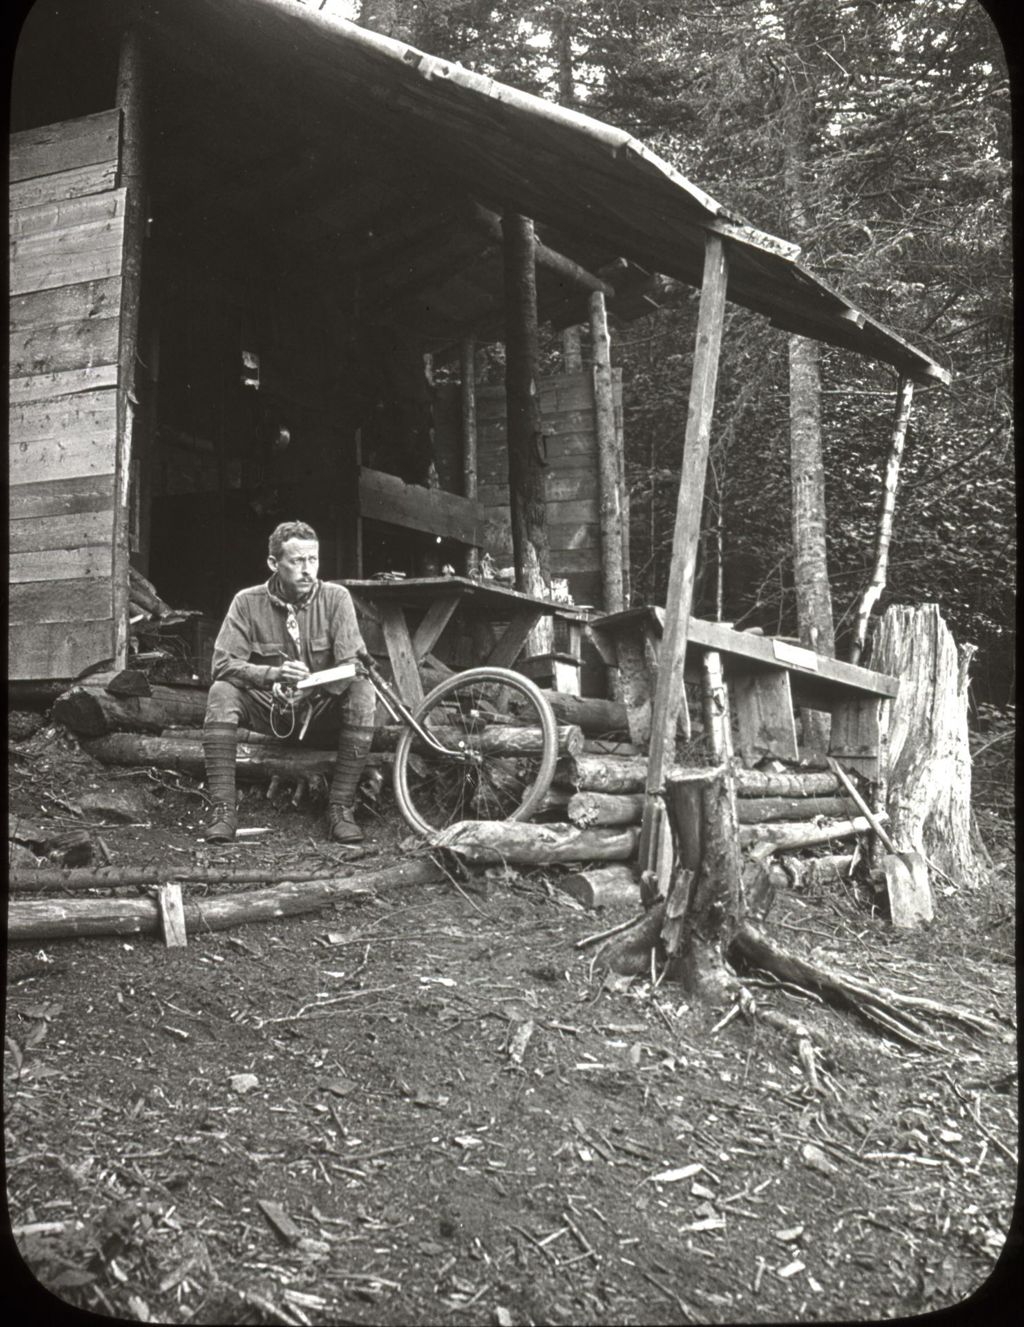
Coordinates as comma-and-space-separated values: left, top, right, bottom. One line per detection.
659, 765, 742, 998
872, 603, 979, 888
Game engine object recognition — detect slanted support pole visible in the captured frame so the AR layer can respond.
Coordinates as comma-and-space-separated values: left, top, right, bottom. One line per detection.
638, 234, 729, 904
589, 290, 625, 615
113, 24, 148, 668
502, 212, 552, 655
460, 334, 480, 576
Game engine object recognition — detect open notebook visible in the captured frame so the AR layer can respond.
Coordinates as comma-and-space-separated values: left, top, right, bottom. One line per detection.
294, 661, 358, 690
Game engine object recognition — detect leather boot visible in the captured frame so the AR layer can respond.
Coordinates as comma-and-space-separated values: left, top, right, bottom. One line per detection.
328, 722, 373, 843
202, 721, 238, 842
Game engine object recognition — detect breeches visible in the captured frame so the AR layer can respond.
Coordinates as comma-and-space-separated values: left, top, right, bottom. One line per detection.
204, 676, 376, 745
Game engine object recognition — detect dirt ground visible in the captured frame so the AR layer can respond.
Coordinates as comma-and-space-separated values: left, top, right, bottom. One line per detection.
5, 719, 1019, 1325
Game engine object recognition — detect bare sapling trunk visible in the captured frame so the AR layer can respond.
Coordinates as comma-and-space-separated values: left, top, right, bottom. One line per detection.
849, 377, 915, 664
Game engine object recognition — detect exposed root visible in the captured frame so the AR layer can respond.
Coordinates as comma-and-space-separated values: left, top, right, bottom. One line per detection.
729, 922, 965, 1052
595, 908, 995, 1060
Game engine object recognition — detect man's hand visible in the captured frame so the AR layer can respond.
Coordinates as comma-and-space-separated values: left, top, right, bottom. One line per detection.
274, 660, 311, 686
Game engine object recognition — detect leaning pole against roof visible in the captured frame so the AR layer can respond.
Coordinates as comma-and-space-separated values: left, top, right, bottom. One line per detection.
637, 235, 729, 904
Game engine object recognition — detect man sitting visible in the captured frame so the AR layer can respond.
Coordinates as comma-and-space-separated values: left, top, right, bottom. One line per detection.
202, 520, 375, 844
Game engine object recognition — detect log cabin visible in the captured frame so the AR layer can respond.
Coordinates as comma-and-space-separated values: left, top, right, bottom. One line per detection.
10, 0, 947, 690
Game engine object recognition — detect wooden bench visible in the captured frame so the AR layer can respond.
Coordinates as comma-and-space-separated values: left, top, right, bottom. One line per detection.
588, 607, 898, 778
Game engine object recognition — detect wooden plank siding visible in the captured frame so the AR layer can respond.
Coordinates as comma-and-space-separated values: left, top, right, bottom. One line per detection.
9, 160, 119, 210
8, 111, 124, 680
9, 110, 121, 182
476, 369, 621, 609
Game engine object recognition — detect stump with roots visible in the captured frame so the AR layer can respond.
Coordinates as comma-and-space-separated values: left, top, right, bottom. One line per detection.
598, 763, 1002, 1062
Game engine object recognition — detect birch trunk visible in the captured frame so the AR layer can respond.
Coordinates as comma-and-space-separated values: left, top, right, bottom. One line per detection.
849, 377, 915, 664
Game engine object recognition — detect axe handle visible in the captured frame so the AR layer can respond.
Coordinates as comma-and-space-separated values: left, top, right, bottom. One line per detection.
826, 757, 897, 854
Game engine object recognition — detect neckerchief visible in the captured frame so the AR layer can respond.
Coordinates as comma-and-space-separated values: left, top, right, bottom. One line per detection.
266, 576, 320, 660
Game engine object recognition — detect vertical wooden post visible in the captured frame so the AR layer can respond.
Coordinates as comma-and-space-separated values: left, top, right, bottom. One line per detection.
638, 234, 729, 903
589, 290, 625, 615
113, 24, 148, 668
460, 334, 480, 576
502, 212, 552, 655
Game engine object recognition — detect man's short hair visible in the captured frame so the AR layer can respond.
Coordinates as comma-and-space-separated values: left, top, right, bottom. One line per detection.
268, 521, 319, 559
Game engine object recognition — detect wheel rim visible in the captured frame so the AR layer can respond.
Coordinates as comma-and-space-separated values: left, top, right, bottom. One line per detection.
395, 670, 556, 834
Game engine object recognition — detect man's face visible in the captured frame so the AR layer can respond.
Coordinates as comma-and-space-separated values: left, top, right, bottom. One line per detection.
269, 538, 319, 595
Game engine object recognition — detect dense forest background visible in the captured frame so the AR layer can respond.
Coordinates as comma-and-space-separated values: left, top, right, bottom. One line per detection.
326, 0, 1013, 704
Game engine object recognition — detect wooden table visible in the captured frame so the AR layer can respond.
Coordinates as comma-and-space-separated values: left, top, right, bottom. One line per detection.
336, 577, 593, 707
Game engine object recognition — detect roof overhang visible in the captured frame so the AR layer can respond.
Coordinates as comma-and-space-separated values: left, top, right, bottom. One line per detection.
14, 0, 950, 385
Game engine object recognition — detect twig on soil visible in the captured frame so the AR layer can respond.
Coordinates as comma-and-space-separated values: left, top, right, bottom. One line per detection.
430, 852, 490, 918
641, 1268, 696, 1320
575, 910, 649, 950
509, 1224, 558, 1266
562, 1211, 599, 1266
449, 1284, 489, 1312
253, 987, 396, 1026
948, 1078, 1019, 1165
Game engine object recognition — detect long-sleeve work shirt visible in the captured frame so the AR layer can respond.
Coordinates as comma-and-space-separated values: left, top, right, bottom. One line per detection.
211, 580, 366, 694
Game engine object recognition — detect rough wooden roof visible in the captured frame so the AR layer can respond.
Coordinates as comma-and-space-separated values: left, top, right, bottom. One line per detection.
15, 0, 949, 383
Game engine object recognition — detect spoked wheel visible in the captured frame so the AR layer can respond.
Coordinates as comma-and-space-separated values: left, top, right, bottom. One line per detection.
393, 666, 558, 837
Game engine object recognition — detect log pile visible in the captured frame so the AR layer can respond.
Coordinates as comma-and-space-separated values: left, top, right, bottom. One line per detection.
46, 668, 879, 917
433, 733, 879, 908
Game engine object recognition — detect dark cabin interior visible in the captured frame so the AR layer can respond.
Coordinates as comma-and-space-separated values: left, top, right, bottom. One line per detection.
11, 2, 497, 624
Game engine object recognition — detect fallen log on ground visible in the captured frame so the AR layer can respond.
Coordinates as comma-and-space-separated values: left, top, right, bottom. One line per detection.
54, 679, 208, 737
8, 857, 443, 942
736, 796, 857, 825
8, 864, 379, 891
568, 791, 644, 828
734, 769, 842, 798
556, 864, 640, 909
432, 821, 638, 865
84, 733, 337, 780
738, 814, 885, 850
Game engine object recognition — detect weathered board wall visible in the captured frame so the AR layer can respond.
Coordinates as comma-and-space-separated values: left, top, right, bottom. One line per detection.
475, 369, 624, 611
9, 109, 125, 680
